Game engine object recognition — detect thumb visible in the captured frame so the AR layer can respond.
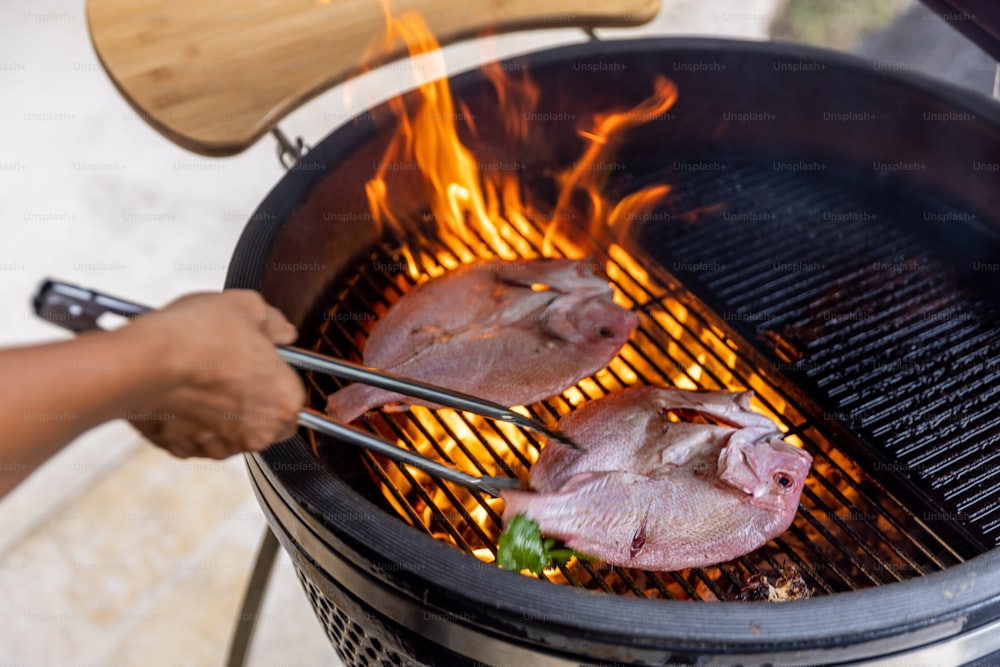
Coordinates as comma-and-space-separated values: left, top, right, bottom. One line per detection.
259, 304, 299, 345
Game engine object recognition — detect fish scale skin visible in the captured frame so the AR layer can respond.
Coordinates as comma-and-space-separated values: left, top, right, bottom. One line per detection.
529, 386, 777, 491
325, 259, 638, 422
501, 385, 813, 571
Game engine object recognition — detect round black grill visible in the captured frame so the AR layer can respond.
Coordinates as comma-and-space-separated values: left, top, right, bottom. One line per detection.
232, 38, 1000, 666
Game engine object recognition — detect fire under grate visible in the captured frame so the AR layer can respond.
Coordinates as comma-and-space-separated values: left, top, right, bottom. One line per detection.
298, 160, 988, 601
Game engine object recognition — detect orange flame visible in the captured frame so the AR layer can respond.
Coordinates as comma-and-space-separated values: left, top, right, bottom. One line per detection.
365, 9, 523, 276
363, 5, 678, 277
352, 4, 684, 576
548, 76, 678, 248
337, 13, 911, 596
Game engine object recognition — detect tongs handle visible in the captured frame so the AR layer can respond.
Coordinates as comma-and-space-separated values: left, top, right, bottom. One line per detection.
34, 279, 151, 332
31, 279, 520, 497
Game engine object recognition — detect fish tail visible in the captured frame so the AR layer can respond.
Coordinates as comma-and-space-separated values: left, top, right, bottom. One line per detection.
325, 384, 381, 423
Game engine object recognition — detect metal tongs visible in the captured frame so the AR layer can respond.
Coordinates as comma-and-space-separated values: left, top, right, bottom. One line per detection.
32, 280, 569, 497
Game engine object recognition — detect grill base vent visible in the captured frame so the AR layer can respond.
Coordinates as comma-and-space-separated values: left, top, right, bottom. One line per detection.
294, 560, 431, 667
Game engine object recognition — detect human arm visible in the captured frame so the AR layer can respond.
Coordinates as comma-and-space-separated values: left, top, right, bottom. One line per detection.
0, 290, 305, 498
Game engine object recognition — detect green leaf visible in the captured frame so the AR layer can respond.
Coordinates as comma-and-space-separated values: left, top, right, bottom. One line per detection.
497, 513, 548, 575
497, 513, 591, 575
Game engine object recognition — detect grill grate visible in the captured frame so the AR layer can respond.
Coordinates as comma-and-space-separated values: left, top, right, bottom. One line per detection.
298, 172, 981, 600
638, 159, 1000, 545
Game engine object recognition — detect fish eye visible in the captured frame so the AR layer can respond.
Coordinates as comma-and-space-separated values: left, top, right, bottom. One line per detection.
596, 326, 614, 338
774, 472, 794, 490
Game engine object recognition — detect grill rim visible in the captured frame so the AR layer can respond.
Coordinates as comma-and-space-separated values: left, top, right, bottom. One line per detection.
227, 36, 1000, 658
246, 443, 1000, 658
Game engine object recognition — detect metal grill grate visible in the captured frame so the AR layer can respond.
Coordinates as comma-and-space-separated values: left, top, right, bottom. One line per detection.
638, 159, 1000, 545
299, 171, 981, 600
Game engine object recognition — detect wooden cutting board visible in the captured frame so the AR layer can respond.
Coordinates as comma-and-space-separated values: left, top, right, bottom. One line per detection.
87, 0, 660, 156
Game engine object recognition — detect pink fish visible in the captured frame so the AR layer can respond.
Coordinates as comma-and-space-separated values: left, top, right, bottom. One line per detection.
502, 386, 812, 570
326, 259, 638, 422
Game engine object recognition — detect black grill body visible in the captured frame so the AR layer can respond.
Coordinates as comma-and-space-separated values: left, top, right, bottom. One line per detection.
229, 39, 1000, 666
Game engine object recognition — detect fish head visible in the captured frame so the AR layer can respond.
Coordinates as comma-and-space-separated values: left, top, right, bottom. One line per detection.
542, 294, 640, 347
717, 434, 813, 514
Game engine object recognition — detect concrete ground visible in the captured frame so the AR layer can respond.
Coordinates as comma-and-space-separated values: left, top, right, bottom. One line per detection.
0, 0, 849, 665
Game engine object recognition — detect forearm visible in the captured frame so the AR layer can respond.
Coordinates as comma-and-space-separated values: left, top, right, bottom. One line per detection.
0, 324, 175, 497
0, 289, 304, 497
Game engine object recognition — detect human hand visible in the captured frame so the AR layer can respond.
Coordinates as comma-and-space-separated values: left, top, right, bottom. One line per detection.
122, 290, 306, 459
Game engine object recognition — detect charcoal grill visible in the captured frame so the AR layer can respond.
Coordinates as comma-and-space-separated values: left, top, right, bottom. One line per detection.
86, 0, 1000, 664
221, 38, 1000, 665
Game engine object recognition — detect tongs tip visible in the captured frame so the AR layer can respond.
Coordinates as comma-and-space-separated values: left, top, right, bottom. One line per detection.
504, 413, 579, 450
544, 428, 580, 450
478, 475, 527, 497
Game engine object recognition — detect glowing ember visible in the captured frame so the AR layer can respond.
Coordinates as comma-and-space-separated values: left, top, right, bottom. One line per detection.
320, 216, 941, 598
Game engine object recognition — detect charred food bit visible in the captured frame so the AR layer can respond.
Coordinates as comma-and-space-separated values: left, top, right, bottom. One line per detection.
735, 566, 813, 602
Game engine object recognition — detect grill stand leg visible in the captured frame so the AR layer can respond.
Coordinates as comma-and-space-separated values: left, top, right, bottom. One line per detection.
225, 526, 281, 667
226, 134, 299, 666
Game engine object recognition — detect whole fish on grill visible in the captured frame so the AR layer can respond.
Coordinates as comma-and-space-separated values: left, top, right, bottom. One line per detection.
501, 386, 812, 571
325, 259, 638, 422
